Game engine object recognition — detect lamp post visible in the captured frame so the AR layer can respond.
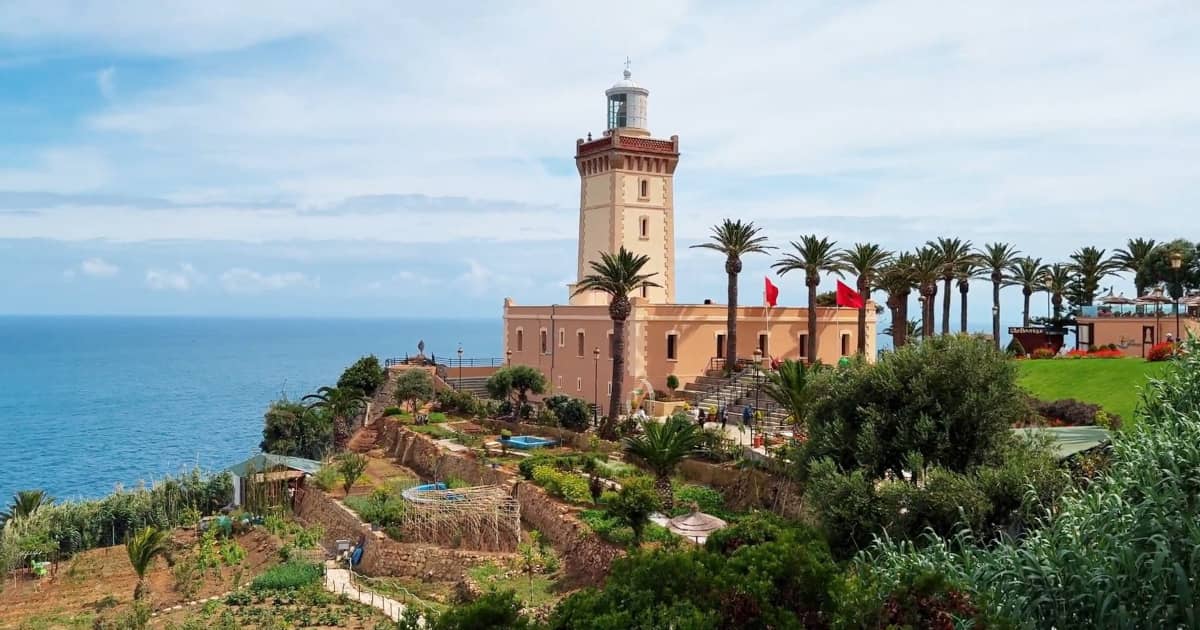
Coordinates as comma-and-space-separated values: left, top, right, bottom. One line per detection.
1171, 251, 1184, 341
506, 349, 512, 366
752, 348, 762, 445
592, 346, 601, 427
456, 345, 464, 389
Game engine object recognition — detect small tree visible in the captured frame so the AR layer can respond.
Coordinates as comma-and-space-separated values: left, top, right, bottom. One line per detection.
126, 526, 170, 601
665, 374, 680, 399
261, 398, 331, 460
486, 366, 547, 418
762, 359, 824, 432
393, 369, 434, 417
607, 477, 661, 547
337, 355, 387, 396
337, 453, 369, 495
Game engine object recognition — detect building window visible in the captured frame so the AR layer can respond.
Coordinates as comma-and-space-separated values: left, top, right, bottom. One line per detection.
559, 328, 565, 347
841, 333, 851, 356
608, 332, 615, 359
641, 283, 649, 298
667, 333, 678, 361
716, 334, 726, 359
607, 381, 612, 395
639, 179, 649, 199
557, 375, 562, 389
576, 377, 582, 392
798, 334, 808, 359
758, 333, 768, 356
639, 216, 649, 239
516, 329, 524, 352
540, 329, 548, 355
576, 331, 585, 357
607, 93, 627, 129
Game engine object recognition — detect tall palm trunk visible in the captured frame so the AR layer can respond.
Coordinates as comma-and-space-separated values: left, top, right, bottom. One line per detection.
857, 276, 869, 354
806, 274, 819, 362
602, 298, 631, 440
725, 257, 741, 369
897, 290, 910, 346
959, 281, 969, 333
1022, 288, 1032, 326
655, 475, 674, 512
923, 285, 937, 339
941, 277, 952, 335
991, 273, 1002, 349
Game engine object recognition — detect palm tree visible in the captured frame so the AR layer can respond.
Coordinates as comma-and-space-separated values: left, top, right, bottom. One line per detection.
838, 243, 892, 355
772, 235, 848, 363
303, 386, 368, 450
126, 526, 170, 601
1009, 257, 1050, 326
911, 247, 944, 339
1044, 263, 1072, 320
882, 318, 922, 341
0, 490, 53, 526
1067, 246, 1119, 307
929, 237, 974, 335
573, 247, 660, 439
1113, 237, 1158, 297
975, 243, 1021, 348
954, 259, 983, 334
691, 220, 774, 369
762, 359, 824, 433
622, 415, 702, 510
874, 253, 917, 347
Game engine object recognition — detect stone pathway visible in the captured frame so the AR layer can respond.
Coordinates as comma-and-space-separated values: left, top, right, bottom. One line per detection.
324, 564, 418, 624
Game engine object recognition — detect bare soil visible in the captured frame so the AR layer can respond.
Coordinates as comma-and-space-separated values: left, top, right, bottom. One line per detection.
0, 528, 282, 628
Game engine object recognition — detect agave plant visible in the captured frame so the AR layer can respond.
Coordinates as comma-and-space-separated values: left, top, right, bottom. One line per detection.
622, 416, 702, 511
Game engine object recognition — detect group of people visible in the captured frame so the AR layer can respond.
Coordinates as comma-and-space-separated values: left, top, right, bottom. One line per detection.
688, 402, 754, 431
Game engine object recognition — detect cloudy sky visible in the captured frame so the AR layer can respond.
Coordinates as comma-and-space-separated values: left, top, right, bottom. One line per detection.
1, 1, 1197, 322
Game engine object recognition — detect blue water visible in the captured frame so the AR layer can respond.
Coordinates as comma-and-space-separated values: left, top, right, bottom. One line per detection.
0, 316, 499, 501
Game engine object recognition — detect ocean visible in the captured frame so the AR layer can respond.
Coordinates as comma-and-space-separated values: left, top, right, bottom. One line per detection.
0, 316, 500, 501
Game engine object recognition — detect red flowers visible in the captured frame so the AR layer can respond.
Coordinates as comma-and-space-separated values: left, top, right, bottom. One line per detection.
1147, 341, 1178, 362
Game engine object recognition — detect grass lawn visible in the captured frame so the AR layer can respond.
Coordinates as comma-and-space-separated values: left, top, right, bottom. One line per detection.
1016, 358, 1169, 425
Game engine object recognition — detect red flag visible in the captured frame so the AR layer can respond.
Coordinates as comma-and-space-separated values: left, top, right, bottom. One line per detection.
836, 280, 864, 308
764, 277, 779, 307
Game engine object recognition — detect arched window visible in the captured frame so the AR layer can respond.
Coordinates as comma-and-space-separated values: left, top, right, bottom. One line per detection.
540, 329, 548, 354
639, 179, 649, 199
639, 216, 649, 239
516, 329, 524, 352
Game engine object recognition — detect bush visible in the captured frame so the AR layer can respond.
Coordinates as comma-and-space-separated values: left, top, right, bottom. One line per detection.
531, 466, 592, 504
260, 398, 331, 460
1031, 347, 1056, 359
436, 388, 481, 416
545, 395, 591, 432
337, 355, 386, 396
703, 511, 820, 556
671, 484, 727, 518
666, 374, 680, 393
249, 561, 322, 592
800, 335, 1026, 481
579, 509, 673, 546
605, 477, 661, 546
1147, 341, 1176, 361
344, 489, 406, 527
336, 453, 368, 494
312, 461, 339, 492
430, 589, 531, 629
1032, 397, 1105, 427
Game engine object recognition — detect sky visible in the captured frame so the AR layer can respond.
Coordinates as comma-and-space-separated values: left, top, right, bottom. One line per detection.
1, 1, 1198, 324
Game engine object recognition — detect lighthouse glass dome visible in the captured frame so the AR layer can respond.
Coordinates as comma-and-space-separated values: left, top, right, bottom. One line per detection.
607, 93, 628, 129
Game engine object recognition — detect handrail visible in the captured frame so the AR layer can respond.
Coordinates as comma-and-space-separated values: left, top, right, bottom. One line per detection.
385, 355, 506, 369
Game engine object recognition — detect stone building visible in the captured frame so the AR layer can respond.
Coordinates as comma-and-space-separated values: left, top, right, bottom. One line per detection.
502, 66, 875, 414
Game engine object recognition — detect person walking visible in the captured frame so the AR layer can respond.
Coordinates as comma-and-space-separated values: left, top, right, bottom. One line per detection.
742, 404, 752, 431
697, 406, 707, 427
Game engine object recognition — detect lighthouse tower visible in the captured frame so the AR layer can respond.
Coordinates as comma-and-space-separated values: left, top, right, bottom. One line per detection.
568, 64, 680, 306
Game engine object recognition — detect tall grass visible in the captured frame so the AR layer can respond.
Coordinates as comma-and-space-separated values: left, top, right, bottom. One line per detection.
861, 341, 1200, 628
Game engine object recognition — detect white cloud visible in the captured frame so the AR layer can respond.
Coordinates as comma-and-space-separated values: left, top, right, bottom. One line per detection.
145, 263, 204, 291
455, 259, 494, 297
220, 267, 318, 293
96, 66, 115, 99
80, 257, 119, 277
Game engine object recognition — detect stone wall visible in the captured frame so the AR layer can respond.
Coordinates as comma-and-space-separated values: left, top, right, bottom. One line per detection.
292, 486, 514, 580
375, 421, 623, 585
678, 459, 805, 519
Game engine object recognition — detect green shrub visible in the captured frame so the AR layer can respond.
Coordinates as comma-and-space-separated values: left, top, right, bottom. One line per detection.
336, 453, 368, 494
311, 462, 339, 492
666, 374, 680, 393
260, 398, 331, 460
605, 477, 661, 547
671, 484, 727, 518
436, 388, 481, 416
531, 466, 591, 504
249, 561, 322, 592
337, 355, 387, 396
862, 338, 1200, 628
344, 489, 406, 527
432, 589, 531, 629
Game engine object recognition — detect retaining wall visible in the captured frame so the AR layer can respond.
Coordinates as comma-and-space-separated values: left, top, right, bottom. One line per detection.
292, 486, 513, 580
678, 459, 805, 519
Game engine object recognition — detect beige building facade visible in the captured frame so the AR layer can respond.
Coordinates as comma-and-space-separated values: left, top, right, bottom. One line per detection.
502, 67, 876, 413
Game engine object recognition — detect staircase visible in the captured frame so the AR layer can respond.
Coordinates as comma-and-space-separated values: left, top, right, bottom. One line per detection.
683, 368, 791, 434
446, 375, 490, 397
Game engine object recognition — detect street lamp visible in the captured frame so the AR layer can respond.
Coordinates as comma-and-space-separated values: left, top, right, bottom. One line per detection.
456, 345, 464, 389
506, 349, 512, 366
1171, 251, 1184, 341
592, 346, 601, 427
752, 348, 763, 445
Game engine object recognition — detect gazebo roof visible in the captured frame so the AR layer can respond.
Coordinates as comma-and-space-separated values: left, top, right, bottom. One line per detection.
225, 453, 323, 477
667, 510, 728, 537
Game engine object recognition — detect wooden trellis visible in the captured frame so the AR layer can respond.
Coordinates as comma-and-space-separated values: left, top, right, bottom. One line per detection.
399, 484, 520, 552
